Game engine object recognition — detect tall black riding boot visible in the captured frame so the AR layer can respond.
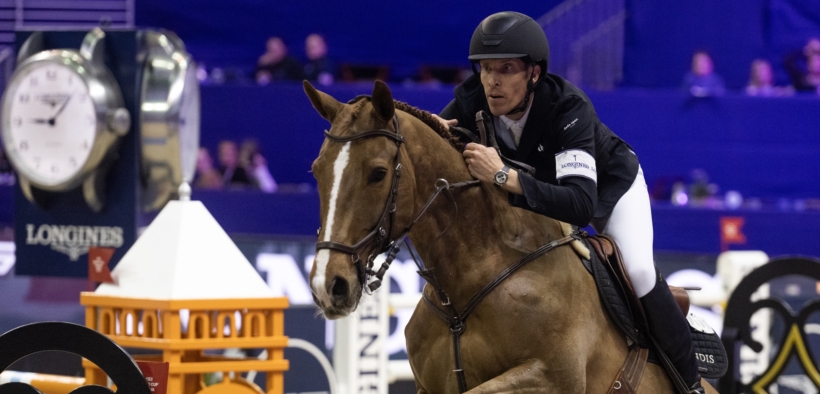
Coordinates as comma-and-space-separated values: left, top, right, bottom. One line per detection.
640, 276, 704, 393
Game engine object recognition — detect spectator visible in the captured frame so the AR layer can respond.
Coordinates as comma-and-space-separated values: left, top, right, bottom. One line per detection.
193, 147, 223, 189
805, 54, 820, 94
217, 140, 254, 188
746, 59, 794, 97
303, 33, 335, 86
682, 51, 725, 97
255, 37, 303, 85
784, 37, 820, 92
239, 139, 278, 193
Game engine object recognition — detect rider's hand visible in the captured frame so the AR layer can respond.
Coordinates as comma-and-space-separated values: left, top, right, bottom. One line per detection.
462, 143, 523, 194
432, 114, 458, 130
462, 143, 502, 183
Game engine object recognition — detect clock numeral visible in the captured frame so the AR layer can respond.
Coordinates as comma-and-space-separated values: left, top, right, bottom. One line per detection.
46, 69, 57, 80
68, 157, 77, 167
86, 115, 95, 126
81, 140, 89, 150
19, 140, 28, 151
33, 157, 40, 169
19, 94, 30, 103
51, 164, 59, 173
13, 117, 21, 126
68, 75, 73, 85
29, 77, 38, 87
78, 94, 87, 103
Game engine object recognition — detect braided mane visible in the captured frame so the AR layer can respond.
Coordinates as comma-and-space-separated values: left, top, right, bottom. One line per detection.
393, 100, 463, 151
347, 95, 463, 151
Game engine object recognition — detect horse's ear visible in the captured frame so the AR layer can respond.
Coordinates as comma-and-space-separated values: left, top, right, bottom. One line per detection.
371, 80, 395, 123
303, 80, 342, 122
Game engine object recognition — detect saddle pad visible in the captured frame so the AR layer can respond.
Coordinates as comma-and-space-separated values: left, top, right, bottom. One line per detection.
584, 239, 645, 347
687, 313, 728, 378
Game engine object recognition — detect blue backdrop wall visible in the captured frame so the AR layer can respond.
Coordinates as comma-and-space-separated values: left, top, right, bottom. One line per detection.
624, 0, 820, 89
135, 0, 562, 80
137, 0, 820, 88
623, 0, 768, 89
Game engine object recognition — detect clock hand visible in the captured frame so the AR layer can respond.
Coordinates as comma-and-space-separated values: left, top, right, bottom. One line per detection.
48, 94, 73, 124
30, 118, 50, 124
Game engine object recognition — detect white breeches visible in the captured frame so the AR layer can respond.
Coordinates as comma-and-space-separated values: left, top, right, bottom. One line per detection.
595, 166, 657, 297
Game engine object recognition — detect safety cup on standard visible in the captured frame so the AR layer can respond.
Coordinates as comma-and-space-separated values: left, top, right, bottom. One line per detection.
555, 149, 597, 182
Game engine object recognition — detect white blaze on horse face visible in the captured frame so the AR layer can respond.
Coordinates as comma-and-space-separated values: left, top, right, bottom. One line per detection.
313, 141, 352, 306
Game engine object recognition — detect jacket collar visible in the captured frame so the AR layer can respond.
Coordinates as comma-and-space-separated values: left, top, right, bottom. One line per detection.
514, 80, 552, 160
454, 75, 553, 160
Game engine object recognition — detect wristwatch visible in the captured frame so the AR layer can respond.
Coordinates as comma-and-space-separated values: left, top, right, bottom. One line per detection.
493, 165, 510, 186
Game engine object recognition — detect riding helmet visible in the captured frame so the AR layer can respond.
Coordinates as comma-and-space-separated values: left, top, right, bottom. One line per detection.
468, 11, 550, 75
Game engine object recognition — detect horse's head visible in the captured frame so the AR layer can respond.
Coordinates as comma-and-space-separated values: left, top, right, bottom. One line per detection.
304, 80, 406, 319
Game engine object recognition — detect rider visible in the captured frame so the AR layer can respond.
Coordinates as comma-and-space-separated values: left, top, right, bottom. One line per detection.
434, 11, 704, 393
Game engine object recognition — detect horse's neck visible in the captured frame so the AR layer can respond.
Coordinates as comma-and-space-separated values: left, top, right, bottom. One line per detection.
399, 113, 565, 304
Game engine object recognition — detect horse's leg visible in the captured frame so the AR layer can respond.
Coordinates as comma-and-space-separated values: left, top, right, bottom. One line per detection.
465, 358, 585, 394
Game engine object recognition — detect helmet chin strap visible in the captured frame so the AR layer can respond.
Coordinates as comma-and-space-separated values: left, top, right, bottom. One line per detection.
506, 68, 536, 116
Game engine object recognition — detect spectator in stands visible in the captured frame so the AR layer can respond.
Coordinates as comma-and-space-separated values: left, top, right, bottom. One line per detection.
255, 37, 303, 85
784, 37, 820, 92
217, 140, 254, 188
745, 59, 794, 97
682, 51, 725, 97
239, 139, 278, 193
304, 33, 335, 86
193, 147, 223, 189
802, 54, 820, 94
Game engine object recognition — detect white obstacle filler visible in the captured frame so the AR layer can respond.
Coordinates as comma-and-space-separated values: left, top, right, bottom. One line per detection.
333, 277, 420, 394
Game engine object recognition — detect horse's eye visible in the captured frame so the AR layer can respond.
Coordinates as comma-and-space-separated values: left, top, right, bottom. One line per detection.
370, 168, 387, 183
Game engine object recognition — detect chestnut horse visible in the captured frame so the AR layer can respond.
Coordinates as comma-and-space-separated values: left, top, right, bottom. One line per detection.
304, 80, 716, 393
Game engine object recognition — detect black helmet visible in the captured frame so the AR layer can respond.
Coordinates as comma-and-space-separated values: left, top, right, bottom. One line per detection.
468, 11, 549, 74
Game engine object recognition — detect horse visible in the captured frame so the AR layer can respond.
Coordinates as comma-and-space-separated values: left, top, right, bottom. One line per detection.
303, 80, 717, 393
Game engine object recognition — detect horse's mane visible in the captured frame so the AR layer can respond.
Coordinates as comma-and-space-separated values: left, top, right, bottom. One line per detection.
348, 95, 463, 151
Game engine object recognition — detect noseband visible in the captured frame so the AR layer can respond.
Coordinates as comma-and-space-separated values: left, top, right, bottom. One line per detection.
315, 115, 405, 289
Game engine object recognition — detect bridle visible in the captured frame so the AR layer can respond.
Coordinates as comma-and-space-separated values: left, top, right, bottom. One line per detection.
315, 115, 405, 290
315, 102, 584, 393
315, 110, 481, 293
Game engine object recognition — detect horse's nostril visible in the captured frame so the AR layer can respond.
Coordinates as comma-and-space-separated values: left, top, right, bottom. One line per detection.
331, 277, 349, 298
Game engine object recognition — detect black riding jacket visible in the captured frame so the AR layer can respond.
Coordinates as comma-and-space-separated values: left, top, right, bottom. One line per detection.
440, 73, 639, 227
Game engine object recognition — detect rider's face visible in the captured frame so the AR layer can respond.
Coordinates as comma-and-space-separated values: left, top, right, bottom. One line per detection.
479, 58, 538, 118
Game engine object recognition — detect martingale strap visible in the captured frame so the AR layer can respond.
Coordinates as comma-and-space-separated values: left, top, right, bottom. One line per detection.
420, 231, 584, 393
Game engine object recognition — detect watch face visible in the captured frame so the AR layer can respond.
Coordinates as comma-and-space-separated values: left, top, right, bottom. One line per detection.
178, 60, 200, 183
3, 62, 96, 187
494, 171, 508, 185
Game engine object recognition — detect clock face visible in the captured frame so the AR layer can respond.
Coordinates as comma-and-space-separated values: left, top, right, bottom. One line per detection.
3, 62, 97, 187
178, 60, 200, 183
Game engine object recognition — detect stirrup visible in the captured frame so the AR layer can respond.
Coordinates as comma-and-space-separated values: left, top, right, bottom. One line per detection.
687, 380, 706, 394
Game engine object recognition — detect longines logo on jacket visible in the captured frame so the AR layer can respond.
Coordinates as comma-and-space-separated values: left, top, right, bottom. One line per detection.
25, 224, 123, 261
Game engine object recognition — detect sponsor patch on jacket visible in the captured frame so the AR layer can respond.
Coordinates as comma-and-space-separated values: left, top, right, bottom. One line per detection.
555, 149, 597, 182
563, 118, 579, 130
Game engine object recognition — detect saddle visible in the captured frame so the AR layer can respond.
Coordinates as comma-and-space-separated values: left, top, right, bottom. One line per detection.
582, 234, 727, 393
